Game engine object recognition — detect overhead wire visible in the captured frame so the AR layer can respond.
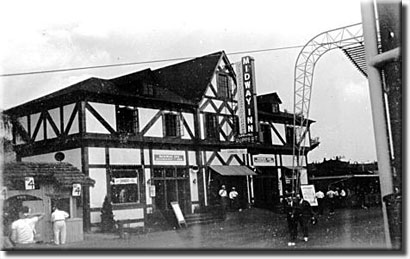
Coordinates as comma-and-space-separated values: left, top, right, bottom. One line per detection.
0, 45, 304, 77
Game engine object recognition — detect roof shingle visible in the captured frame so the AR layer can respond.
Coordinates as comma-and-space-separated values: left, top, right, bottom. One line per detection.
3, 162, 95, 188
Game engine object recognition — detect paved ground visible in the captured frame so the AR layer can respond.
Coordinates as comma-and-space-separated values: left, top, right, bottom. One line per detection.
5, 205, 390, 252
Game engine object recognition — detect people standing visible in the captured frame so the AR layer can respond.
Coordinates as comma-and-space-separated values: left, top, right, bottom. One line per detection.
218, 185, 229, 218
315, 189, 325, 215
229, 187, 240, 211
294, 194, 314, 242
10, 206, 45, 245
51, 205, 69, 245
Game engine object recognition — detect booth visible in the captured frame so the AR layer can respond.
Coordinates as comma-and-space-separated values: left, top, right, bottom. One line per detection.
2, 162, 94, 243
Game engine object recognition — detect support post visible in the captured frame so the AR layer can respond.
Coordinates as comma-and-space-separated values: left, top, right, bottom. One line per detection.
360, 0, 394, 249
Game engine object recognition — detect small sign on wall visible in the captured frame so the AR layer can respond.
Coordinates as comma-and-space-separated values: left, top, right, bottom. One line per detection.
149, 185, 156, 197
25, 177, 35, 190
72, 183, 82, 196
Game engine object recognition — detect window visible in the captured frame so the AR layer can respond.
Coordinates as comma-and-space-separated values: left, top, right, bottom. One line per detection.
232, 115, 239, 137
217, 74, 230, 98
110, 170, 140, 204
272, 103, 280, 113
164, 113, 180, 137
261, 124, 272, 144
117, 106, 138, 134
142, 83, 155, 97
205, 113, 218, 140
285, 126, 296, 146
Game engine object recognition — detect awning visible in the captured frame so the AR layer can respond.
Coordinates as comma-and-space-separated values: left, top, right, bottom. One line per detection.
210, 165, 257, 176
4, 162, 95, 187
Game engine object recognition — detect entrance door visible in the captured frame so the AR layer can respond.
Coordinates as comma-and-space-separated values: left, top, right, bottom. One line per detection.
153, 167, 190, 214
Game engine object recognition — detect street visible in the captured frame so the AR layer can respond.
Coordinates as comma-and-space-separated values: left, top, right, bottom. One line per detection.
6, 206, 387, 251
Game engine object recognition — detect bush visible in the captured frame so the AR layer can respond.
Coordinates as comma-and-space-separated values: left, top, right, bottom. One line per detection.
100, 196, 115, 232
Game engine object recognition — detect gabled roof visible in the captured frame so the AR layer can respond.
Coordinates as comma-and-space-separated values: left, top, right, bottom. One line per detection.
257, 92, 282, 104
152, 51, 225, 103
6, 51, 227, 114
3, 162, 95, 188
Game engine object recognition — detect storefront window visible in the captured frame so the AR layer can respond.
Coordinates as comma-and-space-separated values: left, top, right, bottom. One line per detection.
110, 169, 140, 204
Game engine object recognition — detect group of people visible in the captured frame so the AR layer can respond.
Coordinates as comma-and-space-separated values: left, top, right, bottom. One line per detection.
218, 185, 241, 214
283, 192, 315, 246
4, 204, 69, 248
314, 186, 348, 216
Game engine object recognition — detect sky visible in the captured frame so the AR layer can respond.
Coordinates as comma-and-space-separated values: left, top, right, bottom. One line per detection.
0, 0, 381, 163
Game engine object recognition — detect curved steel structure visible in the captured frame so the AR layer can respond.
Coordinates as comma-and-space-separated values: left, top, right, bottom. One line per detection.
292, 23, 364, 194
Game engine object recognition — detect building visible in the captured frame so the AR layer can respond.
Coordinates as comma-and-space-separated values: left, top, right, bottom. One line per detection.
4, 51, 318, 231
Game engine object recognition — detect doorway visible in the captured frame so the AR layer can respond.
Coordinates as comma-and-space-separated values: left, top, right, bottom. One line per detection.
152, 167, 190, 214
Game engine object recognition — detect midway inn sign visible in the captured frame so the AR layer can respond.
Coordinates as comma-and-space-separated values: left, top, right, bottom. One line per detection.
4, 51, 318, 231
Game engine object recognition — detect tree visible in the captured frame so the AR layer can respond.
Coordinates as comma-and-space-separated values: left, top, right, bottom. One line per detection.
100, 196, 115, 232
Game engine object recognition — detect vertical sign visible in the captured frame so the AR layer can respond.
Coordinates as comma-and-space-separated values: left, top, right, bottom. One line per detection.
235, 62, 246, 134
235, 56, 259, 142
301, 184, 318, 206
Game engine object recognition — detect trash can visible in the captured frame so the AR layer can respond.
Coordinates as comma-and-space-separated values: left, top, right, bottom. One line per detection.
383, 193, 402, 250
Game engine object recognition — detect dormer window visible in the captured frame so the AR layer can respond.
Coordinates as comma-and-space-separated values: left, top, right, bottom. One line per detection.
142, 82, 155, 97
217, 73, 230, 99
272, 103, 280, 113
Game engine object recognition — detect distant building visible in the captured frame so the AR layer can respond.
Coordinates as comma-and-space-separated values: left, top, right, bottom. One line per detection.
4, 51, 318, 231
308, 158, 381, 207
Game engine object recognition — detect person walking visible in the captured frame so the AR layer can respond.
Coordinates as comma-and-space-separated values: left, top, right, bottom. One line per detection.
326, 187, 336, 215
315, 189, 325, 215
283, 192, 298, 246
51, 205, 69, 245
294, 194, 314, 242
10, 206, 45, 245
229, 187, 240, 211
218, 185, 229, 218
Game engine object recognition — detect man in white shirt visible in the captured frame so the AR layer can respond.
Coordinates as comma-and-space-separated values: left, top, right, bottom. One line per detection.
10, 206, 45, 245
315, 190, 325, 215
218, 185, 229, 217
51, 205, 69, 245
229, 187, 240, 211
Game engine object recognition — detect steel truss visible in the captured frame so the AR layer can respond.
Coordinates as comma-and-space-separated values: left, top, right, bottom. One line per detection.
292, 23, 364, 195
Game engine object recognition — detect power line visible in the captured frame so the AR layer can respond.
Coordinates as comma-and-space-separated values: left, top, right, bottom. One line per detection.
0, 45, 303, 77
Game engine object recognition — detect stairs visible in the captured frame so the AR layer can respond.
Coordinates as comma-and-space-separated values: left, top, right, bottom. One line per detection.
184, 212, 224, 226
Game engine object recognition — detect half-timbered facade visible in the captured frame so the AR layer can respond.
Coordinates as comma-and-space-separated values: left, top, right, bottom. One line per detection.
5, 51, 318, 231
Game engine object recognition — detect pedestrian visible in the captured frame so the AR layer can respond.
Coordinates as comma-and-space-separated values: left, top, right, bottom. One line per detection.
357, 186, 368, 210
229, 187, 240, 211
326, 187, 336, 215
10, 206, 45, 245
339, 188, 347, 208
51, 205, 69, 245
218, 185, 229, 217
283, 193, 297, 246
294, 194, 314, 242
315, 189, 325, 215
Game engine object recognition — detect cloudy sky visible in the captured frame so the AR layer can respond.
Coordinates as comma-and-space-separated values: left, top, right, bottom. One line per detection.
0, 0, 378, 163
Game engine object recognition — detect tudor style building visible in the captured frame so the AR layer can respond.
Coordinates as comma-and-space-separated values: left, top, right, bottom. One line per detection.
5, 51, 318, 231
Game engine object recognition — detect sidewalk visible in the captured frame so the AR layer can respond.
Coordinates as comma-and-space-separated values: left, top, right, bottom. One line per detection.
5, 206, 387, 251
